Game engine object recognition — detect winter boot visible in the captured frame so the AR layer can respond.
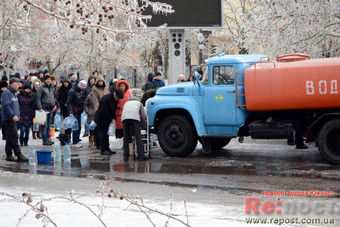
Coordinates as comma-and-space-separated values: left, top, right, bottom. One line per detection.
24, 137, 28, 146
37, 130, 42, 139
94, 136, 100, 149
32, 128, 36, 139
89, 135, 94, 147
20, 138, 24, 146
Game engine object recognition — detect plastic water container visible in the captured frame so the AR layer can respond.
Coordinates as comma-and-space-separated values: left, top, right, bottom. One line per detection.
107, 123, 116, 136
33, 123, 40, 132
54, 113, 61, 128
53, 143, 62, 162
89, 121, 97, 130
65, 117, 73, 128
63, 143, 71, 163
28, 146, 37, 165
72, 118, 79, 131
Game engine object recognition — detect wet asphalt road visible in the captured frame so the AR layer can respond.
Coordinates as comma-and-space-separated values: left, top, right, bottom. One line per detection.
1, 134, 339, 194
1, 134, 340, 225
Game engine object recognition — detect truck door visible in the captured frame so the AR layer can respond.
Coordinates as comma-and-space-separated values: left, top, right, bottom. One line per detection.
203, 65, 237, 127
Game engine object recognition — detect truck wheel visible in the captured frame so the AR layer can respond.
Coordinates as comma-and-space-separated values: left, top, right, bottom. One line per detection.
211, 138, 231, 150
201, 137, 231, 154
318, 119, 340, 164
158, 115, 197, 157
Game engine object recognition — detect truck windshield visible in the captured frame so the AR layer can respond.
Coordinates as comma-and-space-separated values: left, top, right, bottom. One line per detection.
200, 65, 209, 85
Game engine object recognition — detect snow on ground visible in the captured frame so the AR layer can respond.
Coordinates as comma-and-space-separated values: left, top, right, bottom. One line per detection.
0, 171, 247, 227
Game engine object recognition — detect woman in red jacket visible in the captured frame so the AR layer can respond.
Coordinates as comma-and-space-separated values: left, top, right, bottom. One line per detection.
115, 79, 131, 138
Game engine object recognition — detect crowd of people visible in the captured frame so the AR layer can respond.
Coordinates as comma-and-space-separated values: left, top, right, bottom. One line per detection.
0, 70, 167, 162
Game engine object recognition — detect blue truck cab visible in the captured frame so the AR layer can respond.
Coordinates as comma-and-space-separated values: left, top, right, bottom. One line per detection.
147, 54, 264, 157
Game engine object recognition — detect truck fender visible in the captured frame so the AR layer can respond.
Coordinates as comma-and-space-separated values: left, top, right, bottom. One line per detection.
148, 97, 205, 137
306, 112, 340, 143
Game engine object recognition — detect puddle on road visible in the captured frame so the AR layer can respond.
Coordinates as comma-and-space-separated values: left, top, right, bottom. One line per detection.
1, 156, 339, 182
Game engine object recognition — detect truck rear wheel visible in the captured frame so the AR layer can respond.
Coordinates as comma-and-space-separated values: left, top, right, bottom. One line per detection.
211, 138, 231, 150
201, 137, 231, 153
158, 115, 198, 157
318, 119, 340, 164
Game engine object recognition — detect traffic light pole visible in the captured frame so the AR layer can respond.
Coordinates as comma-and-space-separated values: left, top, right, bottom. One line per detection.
168, 29, 185, 84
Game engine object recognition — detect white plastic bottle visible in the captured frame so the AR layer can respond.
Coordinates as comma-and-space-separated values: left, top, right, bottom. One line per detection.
28, 146, 37, 165
53, 143, 62, 162
63, 142, 71, 163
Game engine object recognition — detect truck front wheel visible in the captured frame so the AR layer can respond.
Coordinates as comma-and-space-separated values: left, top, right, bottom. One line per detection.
158, 115, 198, 157
318, 119, 340, 164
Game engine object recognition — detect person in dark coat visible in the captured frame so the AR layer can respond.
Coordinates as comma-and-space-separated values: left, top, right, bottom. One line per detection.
153, 72, 165, 88
36, 75, 56, 146
81, 75, 96, 137
1, 77, 28, 162
0, 79, 8, 140
37, 70, 44, 82
17, 85, 35, 146
56, 77, 72, 137
145, 73, 155, 91
141, 88, 158, 106
84, 93, 96, 147
94, 88, 124, 155
67, 80, 87, 147
109, 79, 118, 92
30, 79, 42, 139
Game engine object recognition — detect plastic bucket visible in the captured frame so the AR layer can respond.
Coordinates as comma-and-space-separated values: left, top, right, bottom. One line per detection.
36, 150, 52, 164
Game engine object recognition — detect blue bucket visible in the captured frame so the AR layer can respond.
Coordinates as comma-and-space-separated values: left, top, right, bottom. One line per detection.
36, 150, 52, 164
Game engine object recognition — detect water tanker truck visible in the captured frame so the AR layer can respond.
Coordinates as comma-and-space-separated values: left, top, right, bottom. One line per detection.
146, 54, 340, 164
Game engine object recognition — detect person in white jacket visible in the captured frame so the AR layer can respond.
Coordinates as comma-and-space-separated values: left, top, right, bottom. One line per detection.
121, 98, 147, 161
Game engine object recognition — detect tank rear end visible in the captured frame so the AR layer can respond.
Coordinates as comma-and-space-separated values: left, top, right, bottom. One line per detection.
244, 57, 340, 111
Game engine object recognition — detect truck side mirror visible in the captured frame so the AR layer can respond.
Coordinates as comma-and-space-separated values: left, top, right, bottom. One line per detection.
193, 72, 200, 81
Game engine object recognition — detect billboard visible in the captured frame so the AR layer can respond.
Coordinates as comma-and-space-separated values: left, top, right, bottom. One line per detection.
139, 0, 222, 28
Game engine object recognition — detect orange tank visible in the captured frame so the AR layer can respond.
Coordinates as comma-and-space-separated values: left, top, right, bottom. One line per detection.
244, 55, 340, 111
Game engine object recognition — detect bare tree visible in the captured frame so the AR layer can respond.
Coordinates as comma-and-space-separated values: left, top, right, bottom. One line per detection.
0, 0, 174, 75
243, 0, 340, 58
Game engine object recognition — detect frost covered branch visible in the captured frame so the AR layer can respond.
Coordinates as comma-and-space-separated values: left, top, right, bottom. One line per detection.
0, 181, 191, 227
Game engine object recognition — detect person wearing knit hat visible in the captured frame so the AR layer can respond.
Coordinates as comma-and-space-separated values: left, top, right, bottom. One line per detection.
36, 73, 56, 146
70, 74, 78, 83
66, 80, 87, 148
78, 80, 87, 89
30, 78, 42, 140
14, 72, 21, 79
17, 83, 34, 146
43, 74, 51, 81
30, 76, 37, 84
82, 75, 96, 138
